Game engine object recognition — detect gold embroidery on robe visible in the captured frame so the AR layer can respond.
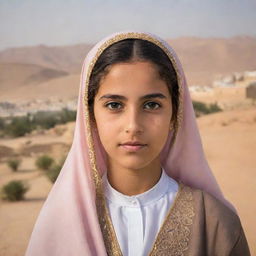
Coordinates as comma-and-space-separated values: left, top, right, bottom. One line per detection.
97, 184, 195, 256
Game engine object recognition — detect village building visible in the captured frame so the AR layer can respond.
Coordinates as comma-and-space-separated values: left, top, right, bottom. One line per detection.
246, 81, 256, 100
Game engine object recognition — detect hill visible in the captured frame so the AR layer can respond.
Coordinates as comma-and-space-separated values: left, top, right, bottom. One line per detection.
0, 36, 256, 88
0, 63, 68, 92
167, 36, 256, 85
0, 73, 80, 101
0, 44, 92, 73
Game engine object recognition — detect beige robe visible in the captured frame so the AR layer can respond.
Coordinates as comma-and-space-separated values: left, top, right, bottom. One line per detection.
99, 184, 251, 256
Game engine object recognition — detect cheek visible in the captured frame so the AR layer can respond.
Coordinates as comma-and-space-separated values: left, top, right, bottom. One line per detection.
149, 112, 171, 147
94, 113, 117, 149
153, 119, 170, 146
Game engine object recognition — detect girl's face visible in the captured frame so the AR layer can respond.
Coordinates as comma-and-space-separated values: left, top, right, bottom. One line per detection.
93, 61, 172, 171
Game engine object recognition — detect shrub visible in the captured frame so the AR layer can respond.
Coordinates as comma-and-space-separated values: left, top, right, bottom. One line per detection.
36, 155, 54, 171
0, 118, 5, 137
32, 111, 59, 129
208, 103, 222, 113
7, 158, 21, 172
59, 108, 76, 123
6, 116, 34, 137
192, 101, 222, 117
31, 109, 76, 130
1, 109, 77, 138
46, 163, 62, 183
0, 118, 5, 129
45, 156, 66, 183
1, 180, 29, 201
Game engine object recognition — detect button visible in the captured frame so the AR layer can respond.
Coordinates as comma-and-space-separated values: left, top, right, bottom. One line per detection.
131, 200, 137, 205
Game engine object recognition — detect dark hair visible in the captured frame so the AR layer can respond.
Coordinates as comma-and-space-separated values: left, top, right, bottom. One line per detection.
88, 39, 179, 127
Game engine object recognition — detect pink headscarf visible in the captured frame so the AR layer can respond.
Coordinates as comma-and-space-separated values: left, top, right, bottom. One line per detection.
26, 31, 233, 256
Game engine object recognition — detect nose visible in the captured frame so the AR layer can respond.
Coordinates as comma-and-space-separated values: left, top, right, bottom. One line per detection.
124, 107, 143, 135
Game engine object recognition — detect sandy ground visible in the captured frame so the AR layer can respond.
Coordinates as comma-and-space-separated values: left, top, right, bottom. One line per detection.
0, 123, 74, 256
0, 169, 52, 256
0, 104, 255, 255
198, 107, 256, 254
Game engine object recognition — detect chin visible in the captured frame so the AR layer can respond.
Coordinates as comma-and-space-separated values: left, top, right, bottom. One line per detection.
116, 157, 156, 171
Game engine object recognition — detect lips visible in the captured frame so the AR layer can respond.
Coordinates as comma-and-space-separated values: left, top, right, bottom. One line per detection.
119, 141, 147, 152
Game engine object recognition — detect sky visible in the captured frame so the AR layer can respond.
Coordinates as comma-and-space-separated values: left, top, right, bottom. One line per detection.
0, 0, 256, 50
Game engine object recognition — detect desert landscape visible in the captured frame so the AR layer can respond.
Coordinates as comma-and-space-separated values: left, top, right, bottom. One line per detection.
0, 37, 256, 255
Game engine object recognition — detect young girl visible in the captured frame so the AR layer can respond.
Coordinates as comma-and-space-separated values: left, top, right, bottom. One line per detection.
26, 31, 250, 256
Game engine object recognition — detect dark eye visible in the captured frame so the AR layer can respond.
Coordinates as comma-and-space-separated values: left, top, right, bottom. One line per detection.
105, 102, 122, 110
144, 102, 161, 110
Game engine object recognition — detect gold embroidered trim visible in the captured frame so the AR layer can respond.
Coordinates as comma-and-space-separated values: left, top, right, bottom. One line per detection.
96, 193, 123, 256
149, 184, 195, 256
97, 183, 195, 256
83, 32, 187, 255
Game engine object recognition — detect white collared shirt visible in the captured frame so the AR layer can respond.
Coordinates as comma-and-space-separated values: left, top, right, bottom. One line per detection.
103, 170, 179, 256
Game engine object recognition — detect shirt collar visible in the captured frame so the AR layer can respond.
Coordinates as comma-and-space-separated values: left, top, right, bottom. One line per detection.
102, 169, 176, 207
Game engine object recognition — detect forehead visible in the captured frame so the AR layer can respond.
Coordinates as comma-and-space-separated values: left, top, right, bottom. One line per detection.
97, 61, 169, 96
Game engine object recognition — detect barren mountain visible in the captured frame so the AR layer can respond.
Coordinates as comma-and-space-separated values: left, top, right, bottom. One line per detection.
0, 73, 80, 101
0, 44, 92, 73
0, 63, 68, 93
0, 36, 256, 102
167, 36, 256, 85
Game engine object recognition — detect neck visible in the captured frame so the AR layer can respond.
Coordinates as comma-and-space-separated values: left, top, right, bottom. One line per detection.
107, 158, 162, 196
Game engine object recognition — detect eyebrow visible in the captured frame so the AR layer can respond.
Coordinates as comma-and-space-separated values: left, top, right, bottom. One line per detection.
99, 93, 167, 101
